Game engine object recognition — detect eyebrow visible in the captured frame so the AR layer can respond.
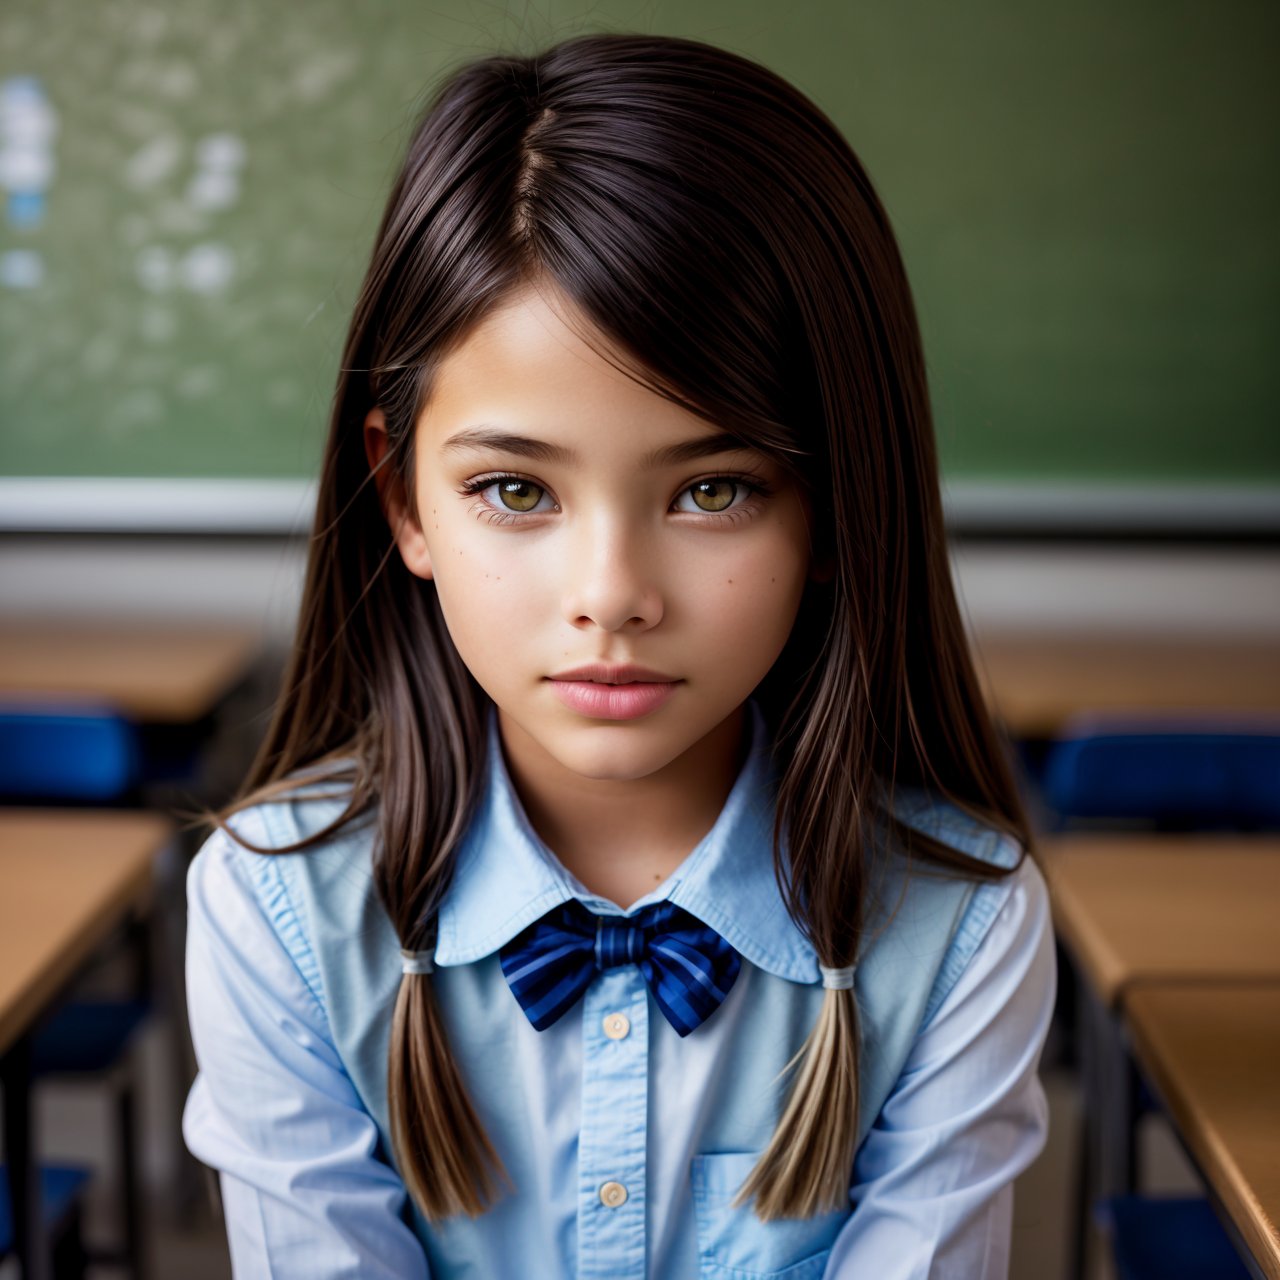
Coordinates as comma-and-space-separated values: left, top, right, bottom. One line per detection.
438, 425, 762, 469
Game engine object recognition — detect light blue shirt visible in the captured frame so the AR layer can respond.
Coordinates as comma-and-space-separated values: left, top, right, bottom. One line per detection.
183, 699, 1056, 1278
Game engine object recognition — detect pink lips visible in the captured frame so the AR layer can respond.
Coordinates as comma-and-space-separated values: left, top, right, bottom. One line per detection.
546, 674, 680, 720
548, 680, 678, 720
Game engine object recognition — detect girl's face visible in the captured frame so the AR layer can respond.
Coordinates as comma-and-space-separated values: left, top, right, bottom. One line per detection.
366, 281, 822, 786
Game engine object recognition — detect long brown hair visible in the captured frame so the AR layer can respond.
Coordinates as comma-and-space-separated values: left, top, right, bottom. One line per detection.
213, 31, 1032, 1223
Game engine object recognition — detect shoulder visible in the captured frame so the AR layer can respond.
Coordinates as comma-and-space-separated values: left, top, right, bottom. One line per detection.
920, 842, 1051, 1032
188, 764, 377, 1011
861, 786, 1026, 950
886, 786, 1025, 873
218, 758, 369, 851
875, 787, 1042, 1027
200, 761, 376, 893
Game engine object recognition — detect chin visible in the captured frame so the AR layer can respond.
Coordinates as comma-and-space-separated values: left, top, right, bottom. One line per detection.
560, 740, 677, 782
547, 724, 692, 782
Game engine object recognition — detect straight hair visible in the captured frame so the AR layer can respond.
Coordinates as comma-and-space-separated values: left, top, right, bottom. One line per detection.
212, 31, 1034, 1222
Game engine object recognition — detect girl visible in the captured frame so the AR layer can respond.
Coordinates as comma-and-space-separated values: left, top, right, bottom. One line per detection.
183, 31, 1056, 1280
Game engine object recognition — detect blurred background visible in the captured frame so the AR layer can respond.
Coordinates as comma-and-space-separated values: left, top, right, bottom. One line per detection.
1, 2, 1277, 1278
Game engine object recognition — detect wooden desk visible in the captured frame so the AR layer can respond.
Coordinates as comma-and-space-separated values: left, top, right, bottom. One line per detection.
1038, 834, 1280, 1006
0, 810, 173, 1280
1126, 985, 1280, 1280
970, 632, 1280, 738
0, 620, 262, 723
0, 810, 172, 1053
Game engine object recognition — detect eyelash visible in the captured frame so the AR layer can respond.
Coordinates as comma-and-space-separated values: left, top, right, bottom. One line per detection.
457, 471, 773, 527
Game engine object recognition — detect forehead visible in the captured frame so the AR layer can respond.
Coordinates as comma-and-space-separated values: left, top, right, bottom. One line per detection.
416, 284, 757, 465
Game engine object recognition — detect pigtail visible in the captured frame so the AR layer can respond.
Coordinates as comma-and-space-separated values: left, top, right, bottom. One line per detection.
733, 985, 862, 1219
370, 566, 516, 1220
389, 956, 512, 1218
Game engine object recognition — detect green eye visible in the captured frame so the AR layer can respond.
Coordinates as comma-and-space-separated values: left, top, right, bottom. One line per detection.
497, 479, 544, 512
690, 480, 735, 512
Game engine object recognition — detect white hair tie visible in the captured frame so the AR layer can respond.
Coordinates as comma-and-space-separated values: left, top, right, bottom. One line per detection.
400, 949, 435, 976
819, 964, 856, 990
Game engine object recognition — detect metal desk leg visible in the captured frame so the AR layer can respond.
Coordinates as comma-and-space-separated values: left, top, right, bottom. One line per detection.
1073, 976, 1141, 1280
2, 1035, 51, 1280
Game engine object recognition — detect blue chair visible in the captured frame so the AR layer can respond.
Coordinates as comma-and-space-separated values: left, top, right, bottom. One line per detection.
1095, 1194, 1252, 1280
0, 1164, 92, 1278
32, 998, 154, 1274
0, 706, 142, 803
0, 704, 153, 1278
1040, 716, 1280, 829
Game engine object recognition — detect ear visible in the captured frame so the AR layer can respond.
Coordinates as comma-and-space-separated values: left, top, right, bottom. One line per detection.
363, 408, 433, 581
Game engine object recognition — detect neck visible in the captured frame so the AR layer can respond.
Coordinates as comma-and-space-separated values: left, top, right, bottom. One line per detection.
496, 705, 750, 910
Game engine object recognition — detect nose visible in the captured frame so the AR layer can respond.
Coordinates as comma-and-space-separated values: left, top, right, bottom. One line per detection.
561, 513, 664, 633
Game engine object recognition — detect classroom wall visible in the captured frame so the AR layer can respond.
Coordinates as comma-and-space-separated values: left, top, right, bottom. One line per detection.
2, 0, 1277, 499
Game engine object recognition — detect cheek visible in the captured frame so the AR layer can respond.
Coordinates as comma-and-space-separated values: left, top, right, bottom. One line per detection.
682, 522, 810, 644
424, 505, 550, 659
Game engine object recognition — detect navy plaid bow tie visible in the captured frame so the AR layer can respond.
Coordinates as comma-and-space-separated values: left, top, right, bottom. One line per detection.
498, 898, 742, 1037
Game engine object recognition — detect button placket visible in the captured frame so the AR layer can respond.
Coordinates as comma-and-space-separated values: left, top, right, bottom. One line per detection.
577, 967, 648, 1279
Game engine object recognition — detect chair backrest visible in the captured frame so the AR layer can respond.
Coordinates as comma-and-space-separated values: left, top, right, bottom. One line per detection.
0, 704, 141, 802
1041, 714, 1280, 827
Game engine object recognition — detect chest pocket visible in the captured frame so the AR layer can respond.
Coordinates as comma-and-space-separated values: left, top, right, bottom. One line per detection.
691, 1153, 851, 1279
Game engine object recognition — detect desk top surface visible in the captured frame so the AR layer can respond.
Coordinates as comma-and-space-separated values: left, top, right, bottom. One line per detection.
0, 809, 173, 1055
971, 631, 1280, 736
1038, 834, 1280, 1004
0, 620, 263, 723
1125, 984, 1280, 1280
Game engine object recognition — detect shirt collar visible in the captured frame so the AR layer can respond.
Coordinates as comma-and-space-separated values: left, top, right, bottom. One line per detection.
434, 697, 819, 984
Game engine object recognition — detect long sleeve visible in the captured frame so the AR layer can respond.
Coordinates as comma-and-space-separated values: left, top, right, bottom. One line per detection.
824, 854, 1057, 1279
181, 817, 431, 1280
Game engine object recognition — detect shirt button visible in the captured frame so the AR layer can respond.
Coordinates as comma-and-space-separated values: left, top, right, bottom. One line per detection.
599, 1181, 628, 1208
602, 1012, 630, 1040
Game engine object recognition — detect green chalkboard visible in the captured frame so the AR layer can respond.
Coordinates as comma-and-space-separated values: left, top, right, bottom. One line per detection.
1, 0, 1277, 486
